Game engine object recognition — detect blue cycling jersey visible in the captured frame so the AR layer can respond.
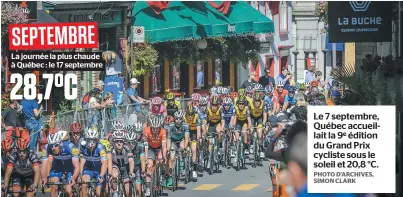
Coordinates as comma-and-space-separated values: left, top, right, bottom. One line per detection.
80, 142, 107, 171
221, 106, 235, 128
42, 141, 80, 172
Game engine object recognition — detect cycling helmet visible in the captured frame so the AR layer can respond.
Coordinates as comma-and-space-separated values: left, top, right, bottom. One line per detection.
211, 96, 219, 105
174, 110, 184, 119
16, 138, 29, 151
252, 92, 261, 101
222, 87, 229, 95
112, 128, 125, 140
58, 130, 69, 141
133, 122, 143, 133
236, 97, 247, 105
166, 92, 175, 100
125, 130, 137, 142
111, 120, 125, 132
48, 132, 63, 145
186, 104, 195, 114
299, 83, 306, 90
199, 96, 208, 105
265, 85, 274, 94
210, 87, 217, 95
230, 92, 238, 99
254, 83, 263, 91
148, 115, 164, 128
126, 124, 135, 133
223, 97, 232, 105
69, 122, 82, 133
1, 138, 14, 152
305, 81, 311, 87
277, 81, 284, 87
288, 86, 296, 94
151, 97, 163, 105
238, 88, 245, 97
216, 87, 223, 94
246, 86, 253, 93
85, 127, 99, 139
191, 93, 201, 101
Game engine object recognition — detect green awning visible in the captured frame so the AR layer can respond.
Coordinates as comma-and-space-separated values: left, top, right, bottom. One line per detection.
132, 1, 196, 43
169, 1, 234, 38
226, 1, 274, 34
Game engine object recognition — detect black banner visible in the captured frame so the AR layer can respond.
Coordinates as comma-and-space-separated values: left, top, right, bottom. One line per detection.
328, 1, 393, 43
8, 51, 105, 71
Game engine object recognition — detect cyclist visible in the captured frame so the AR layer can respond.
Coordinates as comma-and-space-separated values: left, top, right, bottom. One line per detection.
41, 132, 80, 197
264, 85, 275, 116
69, 122, 83, 147
125, 123, 146, 197
143, 115, 167, 197
248, 92, 266, 157
2, 138, 40, 197
1, 138, 16, 185
167, 111, 189, 186
221, 97, 235, 157
80, 127, 108, 197
273, 81, 288, 113
206, 96, 222, 167
165, 93, 182, 115
150, 97, 167, 116
233, 97, 251, 160
183, 104, 201, 178
191, 93, 201, 110
282, 86, 297, 111
109, 126, 134, 197
198, 96, 208, 139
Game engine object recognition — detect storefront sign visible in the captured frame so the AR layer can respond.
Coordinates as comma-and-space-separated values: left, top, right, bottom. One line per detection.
4, 1, 37, 20
52, 11, 122, 24
328, 1, 392, 42
228, 24, 235, 33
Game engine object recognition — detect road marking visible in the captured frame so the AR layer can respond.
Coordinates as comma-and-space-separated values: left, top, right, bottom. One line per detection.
192, 184, 222, 190
266, 186, 273, 192
232, 184, 260, 191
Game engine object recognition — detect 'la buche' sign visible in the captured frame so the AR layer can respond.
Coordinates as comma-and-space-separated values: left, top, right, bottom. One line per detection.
328, 1, 393, 43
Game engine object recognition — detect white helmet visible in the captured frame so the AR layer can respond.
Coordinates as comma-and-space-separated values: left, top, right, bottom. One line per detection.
254, 83, 263, 90
85, 127, 99, 139
112, 129, 125, 140
277, 80, 285, 87
174, 110, 184, 119
125, 130, 137, 142
48, 133, 62, 145
148, 115, 164, 128
58, 130, 69, 141
133, 123, 143, 133
111, 120, 125, 132
199, 97, 208, 105
223, 97, 232, 105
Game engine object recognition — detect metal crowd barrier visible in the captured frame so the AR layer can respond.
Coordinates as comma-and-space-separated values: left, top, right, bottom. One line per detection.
54, 98, 192, 138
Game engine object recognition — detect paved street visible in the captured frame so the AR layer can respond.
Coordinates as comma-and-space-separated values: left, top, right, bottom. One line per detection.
37, 159, 273, 197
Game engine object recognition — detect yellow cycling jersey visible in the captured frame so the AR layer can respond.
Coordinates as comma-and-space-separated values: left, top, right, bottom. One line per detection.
235, 106, 249, 121
234, 96, 252, 105
208, 107, 221, 123
249, 100, 264, 118
99, 139, 111, 153
184, 114, 199, 131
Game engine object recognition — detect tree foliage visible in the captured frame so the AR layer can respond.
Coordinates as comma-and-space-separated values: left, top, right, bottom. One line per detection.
1, 2, 29, 40
130, 43, 159, 77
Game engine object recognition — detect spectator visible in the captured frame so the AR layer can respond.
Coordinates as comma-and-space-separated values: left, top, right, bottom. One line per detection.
20, 98, 44, 151
314, 71, 327, 89
259, 68, 275, 88
241, 72, 257, 89
87, 80, 112, 127
127, 78, 148, 113
304, 65, 316, 83
285, 121, 359, 197
1, 100, 28, 140
215, 66, 221, 84
197, 64, 204, 87
277, 67, 291, 91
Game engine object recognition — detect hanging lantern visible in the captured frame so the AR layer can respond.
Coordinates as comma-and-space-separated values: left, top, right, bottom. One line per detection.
196, 39, 207, 49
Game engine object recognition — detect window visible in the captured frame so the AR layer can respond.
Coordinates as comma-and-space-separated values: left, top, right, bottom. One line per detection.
279, 1, 288, 33
214, 59, 222, 85
172, 64, 180, 90
151, 64, 161, 93
195, 61, 205, 88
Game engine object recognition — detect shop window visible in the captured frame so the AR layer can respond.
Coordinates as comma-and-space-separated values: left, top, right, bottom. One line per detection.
281, 56, 289, 70
151, 64, 161, 93
330, 51, 343, 67
172, 64, 180, 90
214, 59, 222, 85
265, 56, 275, 78
279, 1, 288, 34
195, 61, 205, 88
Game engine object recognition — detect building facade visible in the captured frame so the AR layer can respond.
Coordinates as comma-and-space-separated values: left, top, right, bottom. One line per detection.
238, 1, 294, 86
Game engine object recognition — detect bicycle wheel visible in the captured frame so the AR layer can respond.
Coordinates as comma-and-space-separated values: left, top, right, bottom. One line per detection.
151, 168, 158, 197
184, 152, 190, 184
157, 163, 163, 196
172, 157, 178, 192
253, 132, 258, 168
214, 142, 220, 173
222, 135, 228, 167
236, 140, 241, 171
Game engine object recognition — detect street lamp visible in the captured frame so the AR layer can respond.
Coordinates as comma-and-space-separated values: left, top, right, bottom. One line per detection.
292, 35, 299, 82
196, 39, 207, 49
321, 33, 328, 80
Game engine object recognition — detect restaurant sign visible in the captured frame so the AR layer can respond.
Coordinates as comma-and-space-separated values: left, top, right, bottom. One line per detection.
52, 11, 122, 24
4, 1, 37, 20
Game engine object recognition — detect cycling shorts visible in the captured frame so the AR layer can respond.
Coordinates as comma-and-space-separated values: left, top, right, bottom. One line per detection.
147, 147, 162, 160
11, 175, 34, 189
82, 169, 103, 187
189, 130, 197, 142
112, 164, 130, 180
49, 171, 73, 183
236, 120, 248, 131
251, 117, 263, 128
134, 165, 142, 184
